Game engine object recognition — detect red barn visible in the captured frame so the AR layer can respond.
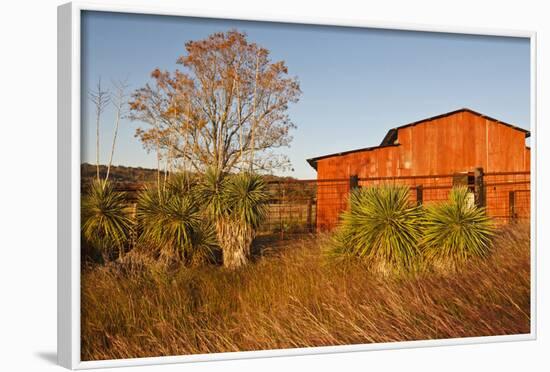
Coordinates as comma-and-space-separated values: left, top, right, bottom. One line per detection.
307, 108, 531, 230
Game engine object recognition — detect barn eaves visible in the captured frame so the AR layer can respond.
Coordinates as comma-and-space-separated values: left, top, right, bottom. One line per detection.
306, 144, 399, 170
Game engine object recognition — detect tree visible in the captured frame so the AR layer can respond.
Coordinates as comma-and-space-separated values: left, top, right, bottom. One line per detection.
198, 168, 268, 269
129, 30, 301, 175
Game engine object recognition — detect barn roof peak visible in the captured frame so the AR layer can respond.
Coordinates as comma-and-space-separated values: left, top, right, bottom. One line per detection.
306, 108, 530, 170
380, 108, 530, 146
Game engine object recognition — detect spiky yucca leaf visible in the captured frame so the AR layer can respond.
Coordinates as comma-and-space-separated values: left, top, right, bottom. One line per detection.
165, 171, 198, 197
421, 186, 495, 269
196, 167, 227, 219
187, 220, 219, 266
136, 174, 218, 266
224, 172, 268, 229
81, 179, 132, 260
329, 185, 423, 273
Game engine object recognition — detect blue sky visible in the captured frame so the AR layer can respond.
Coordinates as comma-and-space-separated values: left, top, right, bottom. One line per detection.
81, 11, 530, 179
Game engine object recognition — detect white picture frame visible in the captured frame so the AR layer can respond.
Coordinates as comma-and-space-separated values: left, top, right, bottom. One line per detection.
57, 1, 537, 369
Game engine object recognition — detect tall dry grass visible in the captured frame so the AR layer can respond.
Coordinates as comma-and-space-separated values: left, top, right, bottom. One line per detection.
81, 223, 530, 361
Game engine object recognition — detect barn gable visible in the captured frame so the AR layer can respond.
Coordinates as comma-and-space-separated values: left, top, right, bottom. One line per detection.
306, 108, 530, 174
378, 108, 529, 147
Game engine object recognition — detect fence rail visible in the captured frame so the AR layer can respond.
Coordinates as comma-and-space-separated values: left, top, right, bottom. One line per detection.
99, 169, 530, 237
266, 169, 530, 233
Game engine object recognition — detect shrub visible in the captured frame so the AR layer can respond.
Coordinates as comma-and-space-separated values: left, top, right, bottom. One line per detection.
136, 173, 218, 266
421, 186, 495, 270
198, 169, 268, 269
328, 185, 424, 274
81, 179, 133, 261
224, 172, 268, 229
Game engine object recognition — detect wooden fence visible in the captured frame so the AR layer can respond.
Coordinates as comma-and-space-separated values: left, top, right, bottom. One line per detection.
101, 169, 530, 237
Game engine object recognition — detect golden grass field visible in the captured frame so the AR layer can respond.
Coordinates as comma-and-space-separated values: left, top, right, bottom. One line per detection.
81, 223, 530, 361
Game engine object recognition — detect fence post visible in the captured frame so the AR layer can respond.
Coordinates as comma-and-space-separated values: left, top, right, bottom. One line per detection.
349, 174, 359, 190
474, 167, 485, 208
306, 196, 313, 233
416, 185, 423, 206
509, 191, 516, 223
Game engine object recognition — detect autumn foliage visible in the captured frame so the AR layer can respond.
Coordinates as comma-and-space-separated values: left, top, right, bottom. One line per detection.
129, 30, 301, 174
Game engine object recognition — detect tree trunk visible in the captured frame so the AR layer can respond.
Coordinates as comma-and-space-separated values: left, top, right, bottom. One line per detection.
249, 52, 260, 171
217, 218, 254, 269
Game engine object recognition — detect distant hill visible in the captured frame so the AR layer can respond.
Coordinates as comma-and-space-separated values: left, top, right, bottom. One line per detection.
81, 163, 304, 185
81, 163, 314, 201
81, 163, 159, 185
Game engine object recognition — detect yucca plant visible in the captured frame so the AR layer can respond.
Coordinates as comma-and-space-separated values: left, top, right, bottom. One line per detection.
198, 168, 268, 269
196, 167, 228, 221
222, 172, 268, 267
328, 185, 424, 274
81, 179, 132, 262
136, 173, 218, 266
224, 172, 268, 229
421, 186, 495, 270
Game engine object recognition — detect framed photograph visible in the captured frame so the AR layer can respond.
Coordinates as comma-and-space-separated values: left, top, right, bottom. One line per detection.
58, 1, 536, 369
